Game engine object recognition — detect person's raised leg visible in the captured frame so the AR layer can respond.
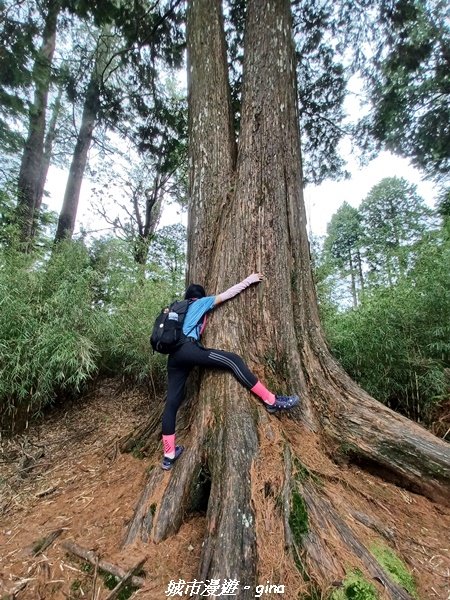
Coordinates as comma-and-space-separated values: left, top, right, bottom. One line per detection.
189, 344, 299, 412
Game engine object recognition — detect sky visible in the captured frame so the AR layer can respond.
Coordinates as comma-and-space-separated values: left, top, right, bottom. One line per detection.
43, 61, 440, 243
303, 150, 438, 238
45, 68, 439, 242
46, 147, 438, 241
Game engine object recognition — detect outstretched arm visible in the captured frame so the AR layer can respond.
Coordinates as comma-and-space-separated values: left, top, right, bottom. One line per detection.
214, 273, 263, 306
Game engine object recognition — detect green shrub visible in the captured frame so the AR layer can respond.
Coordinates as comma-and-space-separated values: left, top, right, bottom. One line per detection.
0, 236, 182, 430
323, 231, 450, 424
89, 238, 178, 383
0, 242, 99, 426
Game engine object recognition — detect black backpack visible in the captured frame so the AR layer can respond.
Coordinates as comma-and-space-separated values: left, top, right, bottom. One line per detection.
150, 299, 193, 354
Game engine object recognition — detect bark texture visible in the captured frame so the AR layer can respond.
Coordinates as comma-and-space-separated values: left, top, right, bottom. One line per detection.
128, 1, 450, 598
54, 29, 112, 242
16, 0, 60, 248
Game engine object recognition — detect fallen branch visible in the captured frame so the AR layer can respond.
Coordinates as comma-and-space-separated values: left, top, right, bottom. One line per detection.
91, 556, 99, 600
1, 578, 34, 600
31, 528, 64, 556
61, 541, 146, 588
104, 558, 147, 600
35, 484, 58, 498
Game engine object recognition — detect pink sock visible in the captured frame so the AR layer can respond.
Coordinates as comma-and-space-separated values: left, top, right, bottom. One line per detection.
251, 381, 276, 405
162, 434, 176, 458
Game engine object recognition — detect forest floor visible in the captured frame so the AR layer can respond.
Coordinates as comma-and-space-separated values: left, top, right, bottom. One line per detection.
0, 377, 449, 600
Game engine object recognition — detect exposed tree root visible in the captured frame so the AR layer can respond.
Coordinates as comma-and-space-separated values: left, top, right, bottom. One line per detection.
121, 396, 450, 599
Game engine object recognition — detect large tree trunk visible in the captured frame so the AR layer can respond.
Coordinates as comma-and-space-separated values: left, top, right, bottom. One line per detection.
54, 30, 111, 242
16, 0, 60, 249
126, 1, 450, 598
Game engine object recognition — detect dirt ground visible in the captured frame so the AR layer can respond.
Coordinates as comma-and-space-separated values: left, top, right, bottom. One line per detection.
0, 378, 449, 600
0, 380, 204, 600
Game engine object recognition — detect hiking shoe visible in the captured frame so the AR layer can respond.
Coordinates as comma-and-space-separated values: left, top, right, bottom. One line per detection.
161, 445, 184, 470
265, 395, 299, 414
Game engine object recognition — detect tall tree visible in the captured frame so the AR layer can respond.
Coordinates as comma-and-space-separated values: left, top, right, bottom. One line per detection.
30, 83, 64, 240
126, 1, 450, 597
53, 0, 185, 243
360, 176, 432, 286
94, 159, 165, 264
16, 0, 61, 247
324, 201, 364, 307
54, 25, 113, 242
93, 89, 187, 264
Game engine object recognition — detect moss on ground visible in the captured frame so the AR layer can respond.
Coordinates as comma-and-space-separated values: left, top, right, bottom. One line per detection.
371, 543, 418, 598
289, 489, 309, 546
330, 570, 379, 600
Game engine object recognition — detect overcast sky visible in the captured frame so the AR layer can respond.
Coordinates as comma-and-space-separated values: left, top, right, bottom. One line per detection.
46, 146, 438, 241
304, 150, 438, 238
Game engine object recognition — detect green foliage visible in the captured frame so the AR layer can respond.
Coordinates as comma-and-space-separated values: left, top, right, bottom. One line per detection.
330, 570, 379, 600
0, 236, 181, 429
0, 242, 99, 424
318, 176, 448, 424
91, 236, 183, 382
370, 544, 418, 598
359, 177, 432, 285
360, 0, 450, 179
101, 572, 137, 600
324, 202, 364, 306
322, 227, 450, 423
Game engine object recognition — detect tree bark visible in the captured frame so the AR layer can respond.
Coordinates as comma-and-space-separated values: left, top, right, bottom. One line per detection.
349, 250, 357, 307
53, 81, 99, 242
37, 85, 63, 211
132, 172, 163, 265
16, 0, 60, 249
54, 29, 111, 243
131, 0, 450, 597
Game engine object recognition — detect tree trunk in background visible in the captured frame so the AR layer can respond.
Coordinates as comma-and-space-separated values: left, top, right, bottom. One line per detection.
16, 0, 60, 249
54, 29, 111, 243
349, 251, 357, 307
29, 84, 64, 240
37, 84, 63, 210
143, 1, 450, 597
133, 172, 164, 265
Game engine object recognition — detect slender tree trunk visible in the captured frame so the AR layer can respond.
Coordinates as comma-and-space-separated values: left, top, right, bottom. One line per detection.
356, 247, 365, 300
54, 29, 111, 243
16, 0, 60, 248
127, 1, 450, 597
53, 80, 99, 242
29, 84, 63, 240
133, 173, 163, 265
349, 251, 357, 307
37, 84, 63, 209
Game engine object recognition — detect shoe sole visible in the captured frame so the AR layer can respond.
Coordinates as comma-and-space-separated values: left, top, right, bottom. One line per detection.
266, 402, 299, 414
161, 446, 184, 470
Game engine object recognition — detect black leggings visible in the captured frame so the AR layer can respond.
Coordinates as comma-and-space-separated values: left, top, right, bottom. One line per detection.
162, 341, 258, 435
